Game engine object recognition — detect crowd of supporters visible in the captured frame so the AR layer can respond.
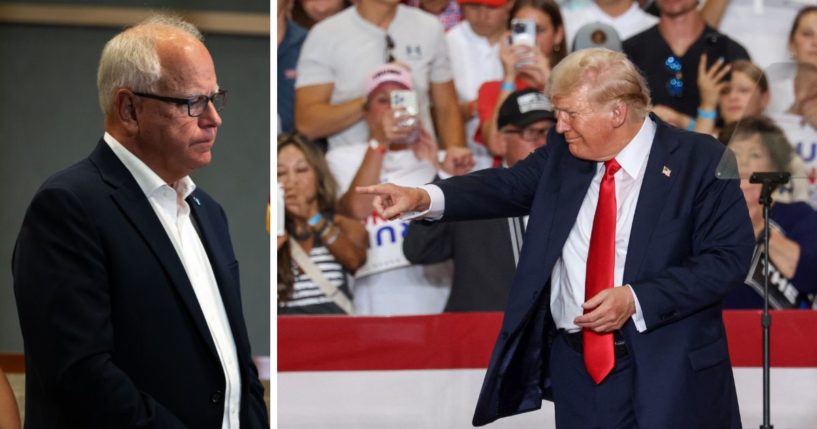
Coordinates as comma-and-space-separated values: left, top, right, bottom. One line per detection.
277, 0, 817, 314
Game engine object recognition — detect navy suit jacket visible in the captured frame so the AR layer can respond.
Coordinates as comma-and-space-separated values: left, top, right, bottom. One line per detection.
13, 141, 269, 428
436, 116, 755, 428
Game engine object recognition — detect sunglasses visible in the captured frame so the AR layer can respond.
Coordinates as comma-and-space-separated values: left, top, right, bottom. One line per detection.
665, 55, 683, 98
385, 34, 395, 63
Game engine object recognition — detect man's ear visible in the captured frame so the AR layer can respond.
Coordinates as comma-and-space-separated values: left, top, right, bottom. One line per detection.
114, 89, 139, 133
610, 101, 628, 128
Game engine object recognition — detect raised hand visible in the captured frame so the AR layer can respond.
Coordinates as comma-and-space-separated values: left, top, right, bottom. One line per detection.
517, 47, 551, 89
441, 146, 475, 176
697, 53, 730, 111
499, 32, 520, 79
380, 106, 418, 144
411, 127, 441, 168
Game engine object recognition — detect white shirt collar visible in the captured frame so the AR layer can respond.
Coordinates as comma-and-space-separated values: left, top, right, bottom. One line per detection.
103, 132, 196, 200
607, 116, 656, 179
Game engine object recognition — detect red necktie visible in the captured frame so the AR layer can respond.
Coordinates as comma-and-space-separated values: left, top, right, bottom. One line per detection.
583, 158, 621, 384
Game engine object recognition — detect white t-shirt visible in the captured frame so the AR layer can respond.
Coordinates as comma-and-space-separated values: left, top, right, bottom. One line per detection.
562, 1, 657, 49
326, 146, 453, 315
446, 21, 504, 171
718, 0, 799, 69
767, 75, 795, 116
296, 5, 452, 151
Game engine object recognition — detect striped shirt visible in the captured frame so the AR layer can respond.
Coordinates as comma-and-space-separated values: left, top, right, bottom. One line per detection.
280, 240, 352, 315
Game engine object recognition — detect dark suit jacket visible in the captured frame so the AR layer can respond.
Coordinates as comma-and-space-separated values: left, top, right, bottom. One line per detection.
435, 116, 755, 428
13, 141, 269, 428
403, 217, 520, 312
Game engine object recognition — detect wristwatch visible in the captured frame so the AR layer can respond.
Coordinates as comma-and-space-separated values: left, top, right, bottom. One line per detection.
369, 138, 387, 154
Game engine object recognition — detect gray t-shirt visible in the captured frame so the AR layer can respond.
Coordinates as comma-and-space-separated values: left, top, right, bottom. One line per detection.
296, 5, 453, 151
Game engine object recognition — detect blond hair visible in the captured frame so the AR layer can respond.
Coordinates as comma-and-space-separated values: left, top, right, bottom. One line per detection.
548, 48, 652, 119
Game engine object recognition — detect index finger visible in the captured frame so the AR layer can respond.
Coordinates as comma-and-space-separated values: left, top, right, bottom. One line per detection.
356, 185, 387, 195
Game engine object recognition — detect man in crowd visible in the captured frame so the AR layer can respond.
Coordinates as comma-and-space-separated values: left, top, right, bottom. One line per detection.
358, 48, 754, 428
13, 15, 268, 427
295, 0, 465, 153
623, 0, 749, 129
562, 0, 657, 49
446, 0, 513, 169
403, 88, 554, 311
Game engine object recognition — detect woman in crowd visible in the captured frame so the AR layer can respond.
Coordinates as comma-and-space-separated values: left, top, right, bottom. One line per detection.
477, 0, 565, 159
326, 64, 473, 315
720, 116, 817, 309
277, 133, 367, 314
767, 5, 817, 120
681, 59, 770, 136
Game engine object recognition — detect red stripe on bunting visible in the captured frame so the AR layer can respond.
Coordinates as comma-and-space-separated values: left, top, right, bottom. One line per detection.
278, 310, 817, 372
724, 310, 817, 367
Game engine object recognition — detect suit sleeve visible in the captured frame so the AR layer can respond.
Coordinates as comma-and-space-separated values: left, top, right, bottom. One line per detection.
437, 141, 550, 221
13, 186, 189, 428
629, 163, 755, 331
403, 221, 454, 265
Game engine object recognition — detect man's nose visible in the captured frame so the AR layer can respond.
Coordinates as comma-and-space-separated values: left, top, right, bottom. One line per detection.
555, 118, 569, 134
199, 100, 223, 127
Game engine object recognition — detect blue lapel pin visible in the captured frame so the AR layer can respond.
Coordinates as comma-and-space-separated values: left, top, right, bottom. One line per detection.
192, 196, 201, 206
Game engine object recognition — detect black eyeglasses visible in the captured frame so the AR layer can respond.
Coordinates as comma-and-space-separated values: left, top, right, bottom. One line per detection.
385, 34, 395, 63
665, 56, 683, 98
133, 90, 227, 117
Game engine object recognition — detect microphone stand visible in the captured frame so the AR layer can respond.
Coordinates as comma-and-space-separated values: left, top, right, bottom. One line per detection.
749, 172, 790, 429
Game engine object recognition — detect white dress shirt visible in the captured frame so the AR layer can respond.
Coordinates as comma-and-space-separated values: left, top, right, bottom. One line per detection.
104, 133, 242, 428
421, 118, 657, 333
550, 118, 654, 332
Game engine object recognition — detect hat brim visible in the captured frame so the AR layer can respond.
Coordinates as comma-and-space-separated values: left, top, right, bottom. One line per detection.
507, 111, 556, 129
366, 81, 412, 99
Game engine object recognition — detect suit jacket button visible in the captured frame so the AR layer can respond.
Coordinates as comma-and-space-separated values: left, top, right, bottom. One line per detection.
210, 390, 223, 404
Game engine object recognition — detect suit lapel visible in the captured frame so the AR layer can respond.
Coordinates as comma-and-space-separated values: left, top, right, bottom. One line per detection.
624, 119, 679, 282
189, 197, 249, 358
89, 141, 220, 360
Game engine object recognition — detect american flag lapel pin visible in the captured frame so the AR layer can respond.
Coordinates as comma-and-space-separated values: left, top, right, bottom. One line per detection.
662, 166, 671, 177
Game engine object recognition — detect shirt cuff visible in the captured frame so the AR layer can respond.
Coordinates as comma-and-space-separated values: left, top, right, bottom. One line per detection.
627, 284, 647, 332
401, 184, 445, 221
437, 169, 453, 180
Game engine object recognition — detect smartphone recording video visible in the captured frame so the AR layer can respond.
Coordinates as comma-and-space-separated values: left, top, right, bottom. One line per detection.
511, 19, 536, 47
704, 33, 731, 81
390, 90, 419, 144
